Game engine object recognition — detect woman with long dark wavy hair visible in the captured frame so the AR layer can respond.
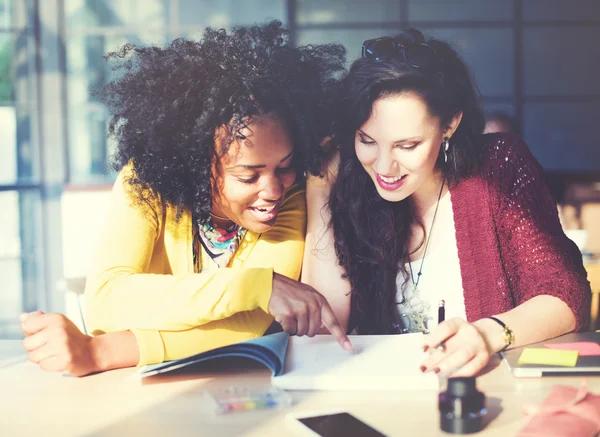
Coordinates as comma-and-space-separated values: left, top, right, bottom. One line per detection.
302, 28, 590, 377
19, 21, 350, 377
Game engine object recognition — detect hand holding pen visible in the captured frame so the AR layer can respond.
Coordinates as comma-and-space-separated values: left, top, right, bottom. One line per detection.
420, 301, 495, 377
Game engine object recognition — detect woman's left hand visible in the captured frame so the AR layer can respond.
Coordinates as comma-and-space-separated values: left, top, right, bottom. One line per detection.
420, 317, 499, 377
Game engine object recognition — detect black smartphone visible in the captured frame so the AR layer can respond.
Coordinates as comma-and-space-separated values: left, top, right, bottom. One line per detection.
287, 410, 388, 437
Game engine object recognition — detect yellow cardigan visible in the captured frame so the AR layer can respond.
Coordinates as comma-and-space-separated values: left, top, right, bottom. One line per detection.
83, 167, 306, 366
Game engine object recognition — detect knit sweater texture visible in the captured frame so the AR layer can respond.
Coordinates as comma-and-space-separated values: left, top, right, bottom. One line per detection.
450, 133, 589, 329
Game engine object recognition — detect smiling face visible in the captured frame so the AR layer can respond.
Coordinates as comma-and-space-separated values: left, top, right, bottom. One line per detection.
211, 113, 297, 233
355, 93, 461, 204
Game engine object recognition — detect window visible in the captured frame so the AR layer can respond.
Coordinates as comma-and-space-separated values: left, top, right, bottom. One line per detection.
296, 0, 600, 172
0, 0, 43, 338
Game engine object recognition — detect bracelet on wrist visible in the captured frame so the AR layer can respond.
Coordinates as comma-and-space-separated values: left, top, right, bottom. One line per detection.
487, 316, 515, 352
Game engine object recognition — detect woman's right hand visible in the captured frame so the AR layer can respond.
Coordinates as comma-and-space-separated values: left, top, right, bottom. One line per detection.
268, 273, 352, 350
20, 311, 100, 376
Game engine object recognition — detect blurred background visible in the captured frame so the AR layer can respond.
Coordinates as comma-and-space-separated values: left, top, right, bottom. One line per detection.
1, 0, 599, 339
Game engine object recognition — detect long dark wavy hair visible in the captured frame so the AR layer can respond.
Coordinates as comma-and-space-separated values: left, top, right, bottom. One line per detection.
329, 29, 485, 334
95, 20, 345, 221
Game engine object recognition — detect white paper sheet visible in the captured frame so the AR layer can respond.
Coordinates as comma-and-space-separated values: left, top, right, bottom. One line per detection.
272, 333, 439, 391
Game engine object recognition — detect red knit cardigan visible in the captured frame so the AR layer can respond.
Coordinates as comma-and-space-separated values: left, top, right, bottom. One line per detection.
451, 133, 590, 331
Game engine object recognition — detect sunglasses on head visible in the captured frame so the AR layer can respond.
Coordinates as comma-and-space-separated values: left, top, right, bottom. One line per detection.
361, 37, 438, 69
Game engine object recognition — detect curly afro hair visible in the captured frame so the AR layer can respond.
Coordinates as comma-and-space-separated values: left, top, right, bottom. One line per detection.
95, 20, 346, 222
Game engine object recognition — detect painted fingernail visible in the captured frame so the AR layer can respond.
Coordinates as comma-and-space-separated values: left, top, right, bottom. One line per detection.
420, 365, 427, 373
434, 367, 441, 374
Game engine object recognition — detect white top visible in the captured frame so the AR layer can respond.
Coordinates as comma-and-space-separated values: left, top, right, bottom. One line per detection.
396, 191, 466, 334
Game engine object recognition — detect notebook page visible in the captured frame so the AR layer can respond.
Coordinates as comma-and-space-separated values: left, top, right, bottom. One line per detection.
272, 333, 438, 390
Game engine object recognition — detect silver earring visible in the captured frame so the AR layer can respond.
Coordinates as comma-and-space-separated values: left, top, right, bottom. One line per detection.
443, 137, 450, 163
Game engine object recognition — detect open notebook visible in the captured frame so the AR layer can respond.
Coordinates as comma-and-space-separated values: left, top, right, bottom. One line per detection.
137, 332, 290, 378
137, 331, 438, 390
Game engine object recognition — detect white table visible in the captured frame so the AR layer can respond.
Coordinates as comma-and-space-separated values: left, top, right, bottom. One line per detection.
0, 341, 598, 437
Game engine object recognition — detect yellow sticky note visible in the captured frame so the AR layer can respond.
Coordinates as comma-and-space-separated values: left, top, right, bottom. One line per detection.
518, 348, 579, 367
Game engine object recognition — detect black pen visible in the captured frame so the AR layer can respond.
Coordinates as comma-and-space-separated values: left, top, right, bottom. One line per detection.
438, 300, 445, 325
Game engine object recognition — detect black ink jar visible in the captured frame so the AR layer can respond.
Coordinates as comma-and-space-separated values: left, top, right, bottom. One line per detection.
439, 377, 487, 434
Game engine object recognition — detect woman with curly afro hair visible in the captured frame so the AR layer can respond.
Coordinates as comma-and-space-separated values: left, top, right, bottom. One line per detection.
20, 21, 351, 377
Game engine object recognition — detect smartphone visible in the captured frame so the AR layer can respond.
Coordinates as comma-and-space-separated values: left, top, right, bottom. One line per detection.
286, 410, 387, 437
